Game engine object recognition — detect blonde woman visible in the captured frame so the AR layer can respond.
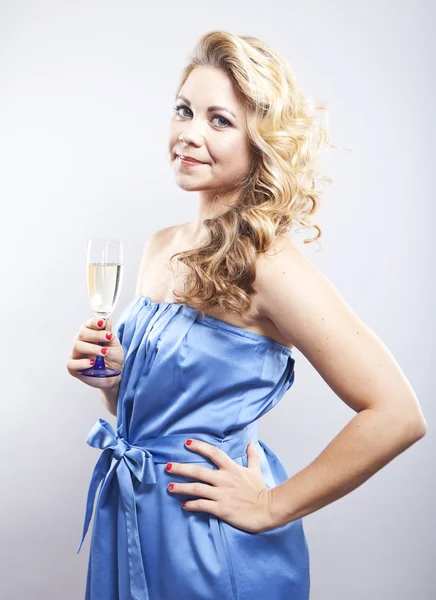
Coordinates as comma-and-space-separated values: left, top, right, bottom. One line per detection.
69, 30, 427, 600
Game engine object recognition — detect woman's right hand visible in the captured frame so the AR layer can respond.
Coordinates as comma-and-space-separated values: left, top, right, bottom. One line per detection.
66, 316, 124, 390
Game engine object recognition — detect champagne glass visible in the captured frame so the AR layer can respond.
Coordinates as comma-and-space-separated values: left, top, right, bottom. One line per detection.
78, 238, 124, 377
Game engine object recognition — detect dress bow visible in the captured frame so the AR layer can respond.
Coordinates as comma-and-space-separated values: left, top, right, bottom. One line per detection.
77, 418, 156, 600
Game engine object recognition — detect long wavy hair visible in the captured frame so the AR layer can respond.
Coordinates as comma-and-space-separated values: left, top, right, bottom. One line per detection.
169, 30, 349, 319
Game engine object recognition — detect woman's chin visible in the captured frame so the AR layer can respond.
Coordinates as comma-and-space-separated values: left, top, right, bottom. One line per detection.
174, 179, 203, 192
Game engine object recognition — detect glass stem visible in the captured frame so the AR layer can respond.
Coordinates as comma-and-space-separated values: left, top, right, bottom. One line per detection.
94, 316, 108, 370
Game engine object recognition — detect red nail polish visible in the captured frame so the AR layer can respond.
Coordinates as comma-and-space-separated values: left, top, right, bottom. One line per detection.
166, 463, 172, 471
182, 502, 187, 508
186, 439, 192, 446
98, 320, 103, 327
168, 484, 174, 491
101, 348, 108, 355
90, 359, 95, 365
106, 332, 113, 340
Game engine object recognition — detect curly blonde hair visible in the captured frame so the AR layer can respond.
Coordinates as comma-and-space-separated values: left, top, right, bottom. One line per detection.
169, 30, 349, 319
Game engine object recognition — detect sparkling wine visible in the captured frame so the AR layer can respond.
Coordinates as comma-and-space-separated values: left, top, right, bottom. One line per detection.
86, 262, 123, 318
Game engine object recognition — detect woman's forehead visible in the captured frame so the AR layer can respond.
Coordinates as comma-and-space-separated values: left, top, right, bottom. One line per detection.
179, 67, 242, 114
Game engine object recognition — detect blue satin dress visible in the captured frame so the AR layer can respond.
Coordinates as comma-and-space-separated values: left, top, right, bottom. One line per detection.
77, 295, 310, 600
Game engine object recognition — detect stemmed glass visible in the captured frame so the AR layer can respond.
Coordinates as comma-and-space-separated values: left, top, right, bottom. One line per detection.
78, 238, 124, 378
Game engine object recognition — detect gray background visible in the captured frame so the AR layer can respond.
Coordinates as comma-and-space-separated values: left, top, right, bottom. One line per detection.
1, 1, 434, 598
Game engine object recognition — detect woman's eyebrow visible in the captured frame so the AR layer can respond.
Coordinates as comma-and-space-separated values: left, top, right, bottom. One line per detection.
176, 95, 237, 119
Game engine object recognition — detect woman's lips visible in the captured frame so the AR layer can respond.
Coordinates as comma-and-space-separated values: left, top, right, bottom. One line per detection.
177, 155, 206, 167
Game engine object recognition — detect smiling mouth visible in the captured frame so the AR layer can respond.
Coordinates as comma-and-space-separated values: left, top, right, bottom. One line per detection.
176, 153, 206, 164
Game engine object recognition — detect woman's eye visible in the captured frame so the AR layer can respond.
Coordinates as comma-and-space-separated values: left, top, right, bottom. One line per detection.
213, 115, 230, 128
174, 105, 191, 118
172, 105, 230, 128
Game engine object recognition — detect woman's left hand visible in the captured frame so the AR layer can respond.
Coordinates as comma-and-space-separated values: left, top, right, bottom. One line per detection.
165, 438, 275, 533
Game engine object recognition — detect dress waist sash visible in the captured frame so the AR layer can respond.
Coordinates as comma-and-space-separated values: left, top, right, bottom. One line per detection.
77, 417, 258, 600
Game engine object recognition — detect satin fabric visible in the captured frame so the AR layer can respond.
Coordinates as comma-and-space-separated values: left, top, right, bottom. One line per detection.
77, 295, 310, 600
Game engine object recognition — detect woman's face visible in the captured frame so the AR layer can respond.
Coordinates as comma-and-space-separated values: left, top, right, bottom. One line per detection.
168, 66, 252, 196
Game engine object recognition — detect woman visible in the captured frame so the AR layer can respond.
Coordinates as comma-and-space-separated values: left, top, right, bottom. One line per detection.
68, 31, 427, 600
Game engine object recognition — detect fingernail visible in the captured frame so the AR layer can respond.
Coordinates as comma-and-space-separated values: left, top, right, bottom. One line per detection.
186, 439, 192, 446
101, 348, 108, 355
168, 484, 174, 491
90, 359, 95, 365
106, 332, 113, 340
98, 320, 104, 327
166, 463, 172, 471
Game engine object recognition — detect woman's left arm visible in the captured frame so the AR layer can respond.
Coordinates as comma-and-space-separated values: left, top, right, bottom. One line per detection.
255, 236, 427, 529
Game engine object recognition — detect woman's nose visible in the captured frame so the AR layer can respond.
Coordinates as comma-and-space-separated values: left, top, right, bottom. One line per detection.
180, 125, 206, 146
180, 133, 203, 147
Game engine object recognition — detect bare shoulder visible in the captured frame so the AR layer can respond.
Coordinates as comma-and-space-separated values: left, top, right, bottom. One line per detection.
134, 225, 182, 296
255, 233, 315, 322
151, 224, 182, 246
255, 234, 425, 427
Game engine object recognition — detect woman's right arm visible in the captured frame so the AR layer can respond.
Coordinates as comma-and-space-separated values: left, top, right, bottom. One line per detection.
96, 231, 161, 416
92, 226, 176, 415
